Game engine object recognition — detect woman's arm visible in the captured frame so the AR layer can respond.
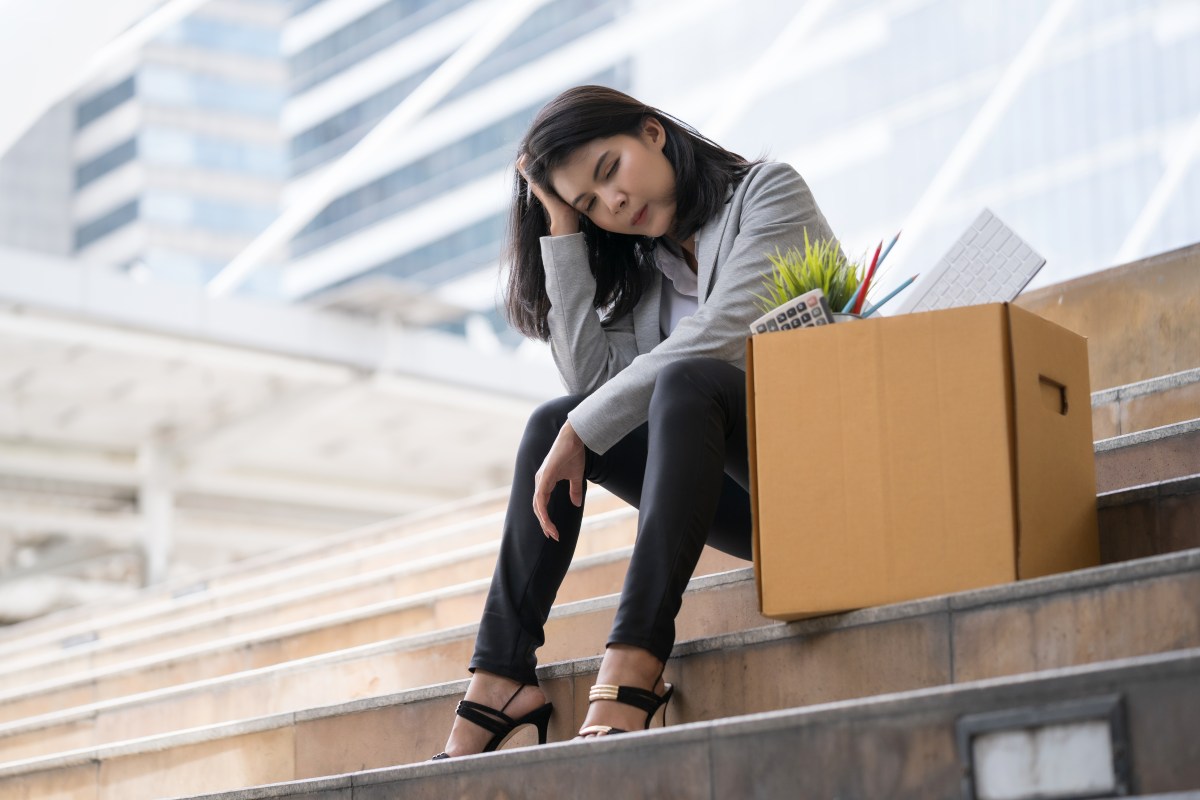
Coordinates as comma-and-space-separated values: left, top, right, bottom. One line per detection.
518, 154, 640, 395
542, 233, 642, 395
566, 162, 839, 454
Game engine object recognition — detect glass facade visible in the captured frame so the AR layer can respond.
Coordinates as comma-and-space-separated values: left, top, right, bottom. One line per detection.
141, 129, 286, 179
709, 0, 1200, 288
289, 59, 445, 176
71, 5, 285, 269
292, 100, 542, 254
139, 65, 284, 117
158, 16, 281, 58
142, 191, 278, 236
289, 0, 473, 93
282, 0, 1200, 328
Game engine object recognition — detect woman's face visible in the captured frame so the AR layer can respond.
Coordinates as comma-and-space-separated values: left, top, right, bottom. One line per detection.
548, 118, 677, 238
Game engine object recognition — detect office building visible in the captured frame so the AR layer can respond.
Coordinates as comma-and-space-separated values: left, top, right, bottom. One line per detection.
278, 0, 1200, 321
70, 0, 288, 294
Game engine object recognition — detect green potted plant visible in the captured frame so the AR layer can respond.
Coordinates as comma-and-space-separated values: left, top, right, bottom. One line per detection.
751, 231, 864, 319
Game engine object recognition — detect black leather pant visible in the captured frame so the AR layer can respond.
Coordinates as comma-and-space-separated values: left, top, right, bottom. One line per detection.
470, 356, 753, 684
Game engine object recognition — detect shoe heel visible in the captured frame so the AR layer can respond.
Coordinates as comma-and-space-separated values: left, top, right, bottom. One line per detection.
649, 683, 674, 728
529, 703, 553, 744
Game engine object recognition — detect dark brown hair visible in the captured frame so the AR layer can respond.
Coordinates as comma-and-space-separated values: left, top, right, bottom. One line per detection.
504, 85, 755, 341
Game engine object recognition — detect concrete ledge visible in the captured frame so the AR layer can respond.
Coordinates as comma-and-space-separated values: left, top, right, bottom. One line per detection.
1098, 473, 1200, 507
170, 647, 1200, 800
1091, 367, 1200, 406
1095, 418, 1200, 452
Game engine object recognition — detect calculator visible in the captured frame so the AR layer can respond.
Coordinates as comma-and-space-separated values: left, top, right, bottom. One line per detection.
749, 288, 835, 335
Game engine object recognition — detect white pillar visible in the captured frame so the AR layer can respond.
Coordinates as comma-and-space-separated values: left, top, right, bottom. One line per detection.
137, 434, 177, 586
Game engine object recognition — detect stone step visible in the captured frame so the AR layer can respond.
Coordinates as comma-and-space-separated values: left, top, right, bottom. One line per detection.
0, 546, 748, 758
0, 489, 630, 668
1099, 473, 1200, 563
0, 486, 517, 651
0, 524, 737, 724
6, 412, 1186, 674
0, 503, 643, 690
3, 467, 1195, 756
1091, 367, 1200, 439
2, 544, 1197, 798
178, 648, 1200, 800
1095, 419, 1200, 492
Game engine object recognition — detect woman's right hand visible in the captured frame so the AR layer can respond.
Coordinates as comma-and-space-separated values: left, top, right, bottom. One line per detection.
517, 154, 580, 236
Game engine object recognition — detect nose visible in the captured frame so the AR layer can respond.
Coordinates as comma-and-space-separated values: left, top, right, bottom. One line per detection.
599, 187, 626, 215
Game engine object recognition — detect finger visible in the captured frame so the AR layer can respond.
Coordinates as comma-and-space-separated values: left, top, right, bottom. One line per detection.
570, 478, 583, 508
531, 474, 555, 540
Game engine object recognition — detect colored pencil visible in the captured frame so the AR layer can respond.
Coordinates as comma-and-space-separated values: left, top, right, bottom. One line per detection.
851, 241, 883, 315
860, 274, 919, 318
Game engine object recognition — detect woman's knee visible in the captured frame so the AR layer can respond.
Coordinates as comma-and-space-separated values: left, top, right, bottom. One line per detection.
650, 357, 725, 409
523, 394, 586, 444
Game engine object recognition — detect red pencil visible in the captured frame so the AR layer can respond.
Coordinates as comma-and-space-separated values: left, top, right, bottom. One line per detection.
852, 240, 883, 315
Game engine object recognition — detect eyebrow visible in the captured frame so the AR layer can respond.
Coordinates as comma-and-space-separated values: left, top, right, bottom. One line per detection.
570, 150, 610, 208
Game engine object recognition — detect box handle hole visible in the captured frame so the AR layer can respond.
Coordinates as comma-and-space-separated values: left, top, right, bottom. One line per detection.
1039, 375, 1068, 415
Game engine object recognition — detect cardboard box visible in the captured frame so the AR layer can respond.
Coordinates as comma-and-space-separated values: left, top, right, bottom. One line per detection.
746, 303, 1099, 620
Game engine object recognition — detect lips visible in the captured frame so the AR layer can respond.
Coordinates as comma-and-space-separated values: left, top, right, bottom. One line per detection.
632, 205, 648, 227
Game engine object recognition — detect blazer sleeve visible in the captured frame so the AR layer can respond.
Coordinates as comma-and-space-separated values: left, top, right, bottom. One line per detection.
541, 232, 641, 395
567, 162, 840, 455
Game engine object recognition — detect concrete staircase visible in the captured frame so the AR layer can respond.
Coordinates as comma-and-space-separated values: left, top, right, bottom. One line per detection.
0, 250, 1197, 799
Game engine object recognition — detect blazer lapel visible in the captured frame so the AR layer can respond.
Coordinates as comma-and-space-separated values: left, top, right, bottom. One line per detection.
633, 267, 663, 354
696, 194, 736, 302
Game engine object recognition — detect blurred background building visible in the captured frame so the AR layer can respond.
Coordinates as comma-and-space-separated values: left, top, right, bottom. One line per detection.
0, 0, 1197, 622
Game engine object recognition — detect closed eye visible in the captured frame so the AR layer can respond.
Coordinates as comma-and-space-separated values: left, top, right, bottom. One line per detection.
584, 159, 620, 213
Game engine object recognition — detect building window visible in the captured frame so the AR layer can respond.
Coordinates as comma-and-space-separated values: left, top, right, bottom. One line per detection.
75, 200, 140, 250
76, 76, 136, 130
76, 138, 138, 189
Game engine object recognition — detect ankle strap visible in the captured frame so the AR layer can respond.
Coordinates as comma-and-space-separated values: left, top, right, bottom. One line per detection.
455, 699, 515, 736
588, 683, 663, 714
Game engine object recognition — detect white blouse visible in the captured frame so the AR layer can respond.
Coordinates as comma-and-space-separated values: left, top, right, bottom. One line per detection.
654, 242, 699, 337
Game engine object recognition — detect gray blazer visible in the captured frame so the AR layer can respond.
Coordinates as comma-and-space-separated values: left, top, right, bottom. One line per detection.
540, 161, 840, 455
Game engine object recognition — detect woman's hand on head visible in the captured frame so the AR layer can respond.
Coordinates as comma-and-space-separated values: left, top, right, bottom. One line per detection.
517, 154, 580, 237
531, 420, 585, 541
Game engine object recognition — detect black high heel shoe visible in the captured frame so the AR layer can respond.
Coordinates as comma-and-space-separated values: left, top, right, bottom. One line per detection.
432, 684, 553, 759
577, 670, 674, 737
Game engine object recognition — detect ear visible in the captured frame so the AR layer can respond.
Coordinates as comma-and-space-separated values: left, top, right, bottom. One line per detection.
642, 117, 666, 152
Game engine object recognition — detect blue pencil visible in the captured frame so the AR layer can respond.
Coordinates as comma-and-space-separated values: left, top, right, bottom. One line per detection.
860, 274, 919, 318
875, 230, 901, 271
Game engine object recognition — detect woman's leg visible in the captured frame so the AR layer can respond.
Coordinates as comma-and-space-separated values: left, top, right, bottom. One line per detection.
582, 356, 752, 733
445, 392, 664, 754
469, 393, 590, 684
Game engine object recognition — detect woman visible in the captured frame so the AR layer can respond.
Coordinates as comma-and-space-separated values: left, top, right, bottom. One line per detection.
435, 85, 840, 757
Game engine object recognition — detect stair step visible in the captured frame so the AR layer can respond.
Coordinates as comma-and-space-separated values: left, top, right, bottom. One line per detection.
3, 546, 1198, 798
1099, 473, 1200, 562
0, 486, 514, 648
1095, 419, 1200, 492
4, 471, 1195, 759
1092, 366, 1200, 438
0, 506, 642, 692
0, 547, 747, 758
0, 488, 630, 658
0, 492, 631, 667
175, 648, 1200, 800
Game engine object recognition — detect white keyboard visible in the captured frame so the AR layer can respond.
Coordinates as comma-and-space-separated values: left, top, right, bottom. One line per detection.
891, 209, 1045, 315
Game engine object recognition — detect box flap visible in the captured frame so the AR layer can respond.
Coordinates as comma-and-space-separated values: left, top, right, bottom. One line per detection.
1006, 304, 1100, 578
